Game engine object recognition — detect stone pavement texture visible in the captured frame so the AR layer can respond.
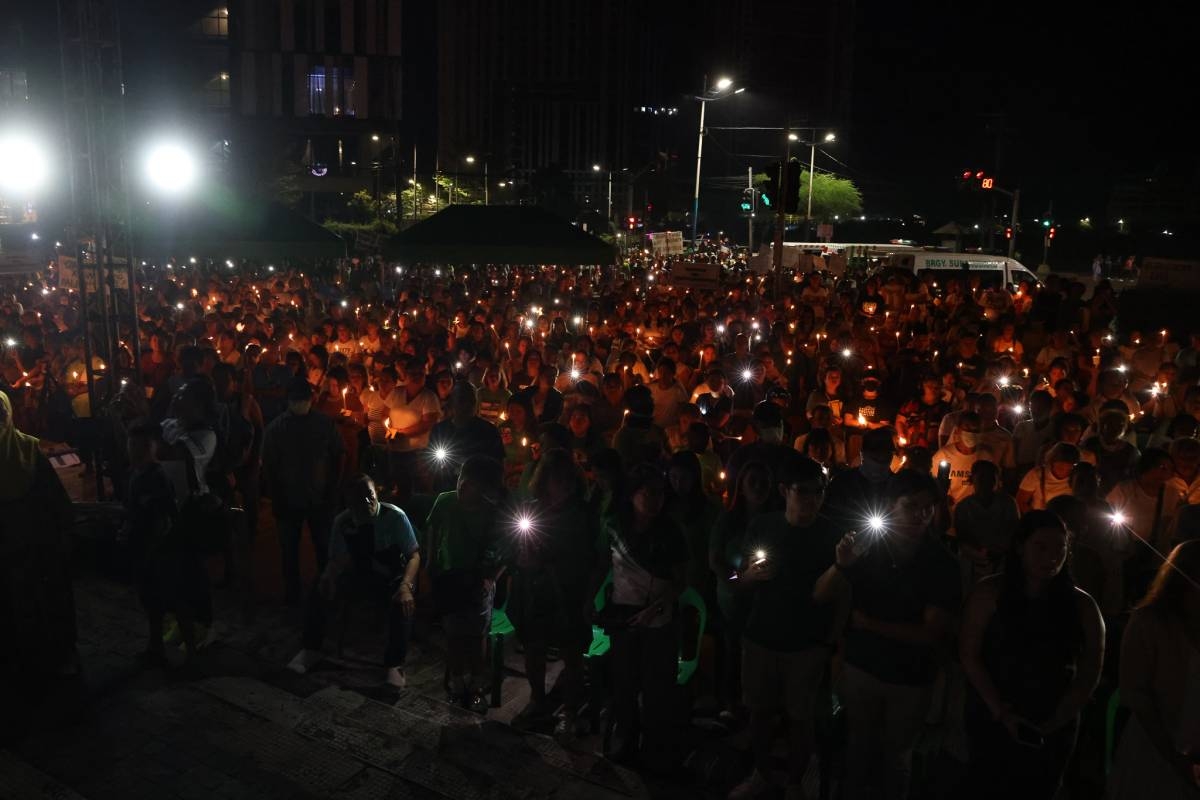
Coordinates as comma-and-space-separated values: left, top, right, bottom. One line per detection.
2, 570, 652, 800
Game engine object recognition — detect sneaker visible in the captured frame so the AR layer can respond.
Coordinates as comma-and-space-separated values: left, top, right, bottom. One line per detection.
727, 769, 772, 800
194, 622, 216, 651
385, 667, 407, 688
467, 692, 488, 715
287, 648, 323, 675
553, 712, 577, 740
161, 616, 181, 646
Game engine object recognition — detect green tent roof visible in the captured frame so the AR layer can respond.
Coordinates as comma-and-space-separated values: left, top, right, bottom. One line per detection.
133, 199, 345, 261
387, 205, 615, 265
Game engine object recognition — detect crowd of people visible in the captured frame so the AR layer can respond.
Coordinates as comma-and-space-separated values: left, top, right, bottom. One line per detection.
2, 256, 1199, 798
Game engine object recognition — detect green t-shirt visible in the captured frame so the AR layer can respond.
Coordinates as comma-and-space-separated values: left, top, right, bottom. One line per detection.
424, 491, 499, 575
741, 511, 839, 653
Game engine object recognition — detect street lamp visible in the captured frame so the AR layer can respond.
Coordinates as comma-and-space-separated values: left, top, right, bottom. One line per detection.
0, 131, 51, 196
593, 163, 613, 230
692, 76, 743, 250
465, 155, 488, 205
144, 142, 198, 195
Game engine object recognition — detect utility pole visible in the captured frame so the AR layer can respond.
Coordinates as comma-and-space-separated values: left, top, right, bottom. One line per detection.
747, 166, 754, 254
1008, 188, 1020, 259
772, 138, 789, 299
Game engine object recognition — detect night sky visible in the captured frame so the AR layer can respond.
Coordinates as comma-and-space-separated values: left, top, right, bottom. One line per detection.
847, 0, 1196, 224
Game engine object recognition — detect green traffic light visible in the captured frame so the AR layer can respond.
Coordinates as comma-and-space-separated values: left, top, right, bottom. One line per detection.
1042, 220, 1051, 227
761, 194, 771, 207
740, 202, 752, 211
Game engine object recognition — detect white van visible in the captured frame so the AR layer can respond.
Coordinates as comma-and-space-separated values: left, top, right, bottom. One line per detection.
886, 252, 1040, 290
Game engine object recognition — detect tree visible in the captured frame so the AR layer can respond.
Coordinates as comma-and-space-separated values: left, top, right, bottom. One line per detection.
797, 171, 863, 222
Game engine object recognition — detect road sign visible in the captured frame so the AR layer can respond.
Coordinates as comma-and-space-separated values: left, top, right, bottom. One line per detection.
670, 261, 720, 290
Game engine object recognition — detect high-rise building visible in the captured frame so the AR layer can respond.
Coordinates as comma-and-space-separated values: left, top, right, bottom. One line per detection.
435, 0, 651, 222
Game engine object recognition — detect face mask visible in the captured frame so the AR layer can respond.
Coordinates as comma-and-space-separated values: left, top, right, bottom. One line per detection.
959, 431, 979, 448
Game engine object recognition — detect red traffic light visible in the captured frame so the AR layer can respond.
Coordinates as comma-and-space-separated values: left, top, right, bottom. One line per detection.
1005, 226, 1012, 239
962, 170, 973, 180
975, 171, 985, 179
1048, 226, 1056, 240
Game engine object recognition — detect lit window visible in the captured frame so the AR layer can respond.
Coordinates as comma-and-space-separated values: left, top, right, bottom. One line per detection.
200, 8, 228, 38
308, 67, 355, 117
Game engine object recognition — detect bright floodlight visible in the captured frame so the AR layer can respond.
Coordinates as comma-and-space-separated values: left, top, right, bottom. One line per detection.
824, 132, 837, 142
715, 77, 733, 91
145, 143, 196, 194
0, 133, 50, 195
465, 155, 476, 164
788, 133, 799, 141
593, 164, 602, 172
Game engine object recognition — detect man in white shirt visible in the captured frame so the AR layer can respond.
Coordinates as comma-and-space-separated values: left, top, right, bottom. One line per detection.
931, 412, 988, 506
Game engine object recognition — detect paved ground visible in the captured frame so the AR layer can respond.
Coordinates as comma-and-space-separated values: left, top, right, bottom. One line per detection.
0, 496, 755, 800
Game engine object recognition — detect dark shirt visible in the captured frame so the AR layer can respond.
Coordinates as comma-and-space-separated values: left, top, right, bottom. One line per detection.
742, 512, 839, 652
428, 416, 506, 491
262, 409, 344, 510
843, 535, 961, 685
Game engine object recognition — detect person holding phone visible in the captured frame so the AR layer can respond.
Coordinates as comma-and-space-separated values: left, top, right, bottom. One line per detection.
960, 510, 1105, 799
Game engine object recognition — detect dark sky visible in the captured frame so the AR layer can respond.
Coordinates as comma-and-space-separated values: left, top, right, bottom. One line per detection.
845, 0, 1196, 222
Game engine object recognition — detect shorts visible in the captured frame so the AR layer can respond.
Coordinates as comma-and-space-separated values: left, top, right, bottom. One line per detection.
741, 638, 829, 719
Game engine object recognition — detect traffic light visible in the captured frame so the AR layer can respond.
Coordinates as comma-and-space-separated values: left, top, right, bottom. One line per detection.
1005, 226, 1012, 239
783, 159, 802, 214
1048, 226, 1056, 240
627, 216, 636, 231
740, 188, 753, 213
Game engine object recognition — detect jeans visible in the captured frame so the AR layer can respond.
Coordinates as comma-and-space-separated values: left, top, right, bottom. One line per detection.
841, 662, 934, 800
275, 506, 333, 605
302, 571, 411, 668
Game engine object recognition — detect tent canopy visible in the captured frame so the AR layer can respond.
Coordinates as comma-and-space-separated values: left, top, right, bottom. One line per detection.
931, 221, 970, 236
388, 205, 615, 265
133, 198, 345, 260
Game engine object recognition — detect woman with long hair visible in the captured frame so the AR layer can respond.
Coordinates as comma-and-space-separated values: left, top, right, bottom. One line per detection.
1109, 540, 1200, 798
606, 463, 688, 767
960, 510, 1106, 799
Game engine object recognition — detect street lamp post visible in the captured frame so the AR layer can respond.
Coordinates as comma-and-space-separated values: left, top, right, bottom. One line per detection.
466, 155, 488, 205
691, 76, 741, 251
802, 131, 836, 240
593, 164, 613, 230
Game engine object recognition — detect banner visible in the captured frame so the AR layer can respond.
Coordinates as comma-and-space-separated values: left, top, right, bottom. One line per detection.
57, 255, 79, 289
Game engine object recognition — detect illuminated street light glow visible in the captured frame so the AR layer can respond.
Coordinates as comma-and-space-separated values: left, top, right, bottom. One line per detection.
145, 142, 197, 194
0, 132, 50, 195
715, 76, 733, 90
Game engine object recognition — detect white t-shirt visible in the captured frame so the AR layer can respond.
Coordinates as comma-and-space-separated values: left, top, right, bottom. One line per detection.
932, 444, 985, 504
1105, 480, 1184, 549
1018, 466, 1072, 510
384, 386, 442, 450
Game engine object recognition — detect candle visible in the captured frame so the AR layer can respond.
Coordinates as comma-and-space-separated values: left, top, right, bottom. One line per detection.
341, 387, 348, 409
